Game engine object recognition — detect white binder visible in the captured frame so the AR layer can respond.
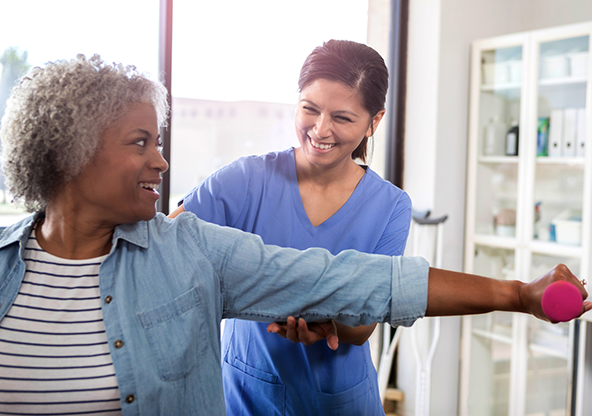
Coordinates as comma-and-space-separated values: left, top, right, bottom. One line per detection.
577, 108, 587, 158
563, 108, 577, 157
548, 109, 564, 157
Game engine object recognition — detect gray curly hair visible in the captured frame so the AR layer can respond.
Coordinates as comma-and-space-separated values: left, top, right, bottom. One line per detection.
0, 54, 169, 212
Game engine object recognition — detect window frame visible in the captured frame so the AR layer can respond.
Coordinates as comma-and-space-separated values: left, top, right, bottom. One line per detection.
156, 0, 408, 213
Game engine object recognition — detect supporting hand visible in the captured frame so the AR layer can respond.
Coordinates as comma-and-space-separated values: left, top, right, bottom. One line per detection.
267, 316, 339, 350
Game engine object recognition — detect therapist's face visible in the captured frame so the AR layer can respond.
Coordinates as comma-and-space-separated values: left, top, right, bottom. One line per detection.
294, 78, 384, 170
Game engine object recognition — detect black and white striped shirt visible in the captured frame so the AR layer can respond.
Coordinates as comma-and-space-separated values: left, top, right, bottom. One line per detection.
0, 233, 122, 415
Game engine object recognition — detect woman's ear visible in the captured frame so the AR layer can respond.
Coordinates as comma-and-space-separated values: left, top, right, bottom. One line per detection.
366, 109, 386, 137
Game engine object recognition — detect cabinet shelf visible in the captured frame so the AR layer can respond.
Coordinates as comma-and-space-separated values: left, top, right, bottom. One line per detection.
539, 76, 587, 86
529, 240, 582, 257
472, 327, 513, 345
472, 327, 569, 360
481, 82, 521, 91
479, 155, 520, 164
472, 238, 582, 257
536, 156, 585, 166
473, 234, 517, 249
529, 329, 570, 359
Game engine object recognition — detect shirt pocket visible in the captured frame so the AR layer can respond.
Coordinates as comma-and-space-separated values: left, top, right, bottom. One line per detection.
137, 286, 206, 382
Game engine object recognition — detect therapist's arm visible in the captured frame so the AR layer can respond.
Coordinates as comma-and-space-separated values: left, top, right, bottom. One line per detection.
168, 204, 185, 218
267, 319, 376, 349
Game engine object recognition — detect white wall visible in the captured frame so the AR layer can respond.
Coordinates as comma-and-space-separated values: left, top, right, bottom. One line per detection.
405, 0, 592, 284
401, 1, 592, 415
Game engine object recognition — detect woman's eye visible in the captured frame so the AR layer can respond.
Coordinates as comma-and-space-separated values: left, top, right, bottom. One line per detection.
136, 139, 147, 147
302, 106, 317, 113
336, 116, 352, 123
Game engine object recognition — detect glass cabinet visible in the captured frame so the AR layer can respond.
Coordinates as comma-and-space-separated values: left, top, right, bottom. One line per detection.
462, 22, 592, 416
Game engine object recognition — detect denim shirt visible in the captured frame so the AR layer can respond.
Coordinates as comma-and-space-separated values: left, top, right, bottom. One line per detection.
0, 213, 428, 415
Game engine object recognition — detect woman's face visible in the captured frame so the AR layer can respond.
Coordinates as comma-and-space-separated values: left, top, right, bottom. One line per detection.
294, 78, 384, 170
67, 103, 168, 226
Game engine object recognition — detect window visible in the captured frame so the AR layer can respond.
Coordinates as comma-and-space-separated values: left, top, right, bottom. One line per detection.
0, 0, 160, 226
0, 0, 375, 223
169, 0, 369, 208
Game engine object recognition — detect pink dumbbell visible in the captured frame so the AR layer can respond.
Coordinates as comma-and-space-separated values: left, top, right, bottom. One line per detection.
541, 280, 584, 322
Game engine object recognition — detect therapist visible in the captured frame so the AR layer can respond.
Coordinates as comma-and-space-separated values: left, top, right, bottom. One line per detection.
171, 39, 410, 415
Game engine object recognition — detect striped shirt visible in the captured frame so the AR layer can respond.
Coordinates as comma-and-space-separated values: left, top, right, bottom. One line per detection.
0, 232, 122, 415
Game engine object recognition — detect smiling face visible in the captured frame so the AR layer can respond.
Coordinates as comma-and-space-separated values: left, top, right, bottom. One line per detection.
65, 103, 168, 226
294, 78, 384, 171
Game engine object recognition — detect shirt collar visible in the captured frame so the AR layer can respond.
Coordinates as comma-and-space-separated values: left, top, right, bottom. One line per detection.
0, 215, 35, 250
112, 220, 150, 250
0, 214, 153, 252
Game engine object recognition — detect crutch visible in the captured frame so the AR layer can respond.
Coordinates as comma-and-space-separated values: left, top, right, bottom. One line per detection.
378, 324, 403, 403
410, 214, 447, 416
377, 209, 432, 404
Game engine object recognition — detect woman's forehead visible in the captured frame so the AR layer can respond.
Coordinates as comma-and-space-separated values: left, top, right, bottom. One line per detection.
101, 103, 158, 138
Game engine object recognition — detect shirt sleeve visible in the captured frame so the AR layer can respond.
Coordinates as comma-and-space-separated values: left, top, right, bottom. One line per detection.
373, 191, 412, 256
180, 158, 252, 227
188, 214, 429, 328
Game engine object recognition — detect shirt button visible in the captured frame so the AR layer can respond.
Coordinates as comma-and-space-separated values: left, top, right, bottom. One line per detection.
105, 295, 113, 304
125, 395, 135, 404
114, 340, 124, 349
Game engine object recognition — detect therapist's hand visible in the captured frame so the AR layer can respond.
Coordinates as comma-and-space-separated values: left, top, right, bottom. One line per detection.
267, 316, 339, 350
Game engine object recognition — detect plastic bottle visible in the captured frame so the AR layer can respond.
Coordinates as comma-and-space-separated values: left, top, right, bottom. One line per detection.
506, 120, 519, 156
483, 116, 506, 156
534, 202, 541, 239
537, 117, 549, 156
483, 118, 496, 155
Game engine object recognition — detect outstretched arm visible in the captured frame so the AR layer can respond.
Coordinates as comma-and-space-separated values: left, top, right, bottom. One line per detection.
425, 263, 590, 320
269, 263, 591, 350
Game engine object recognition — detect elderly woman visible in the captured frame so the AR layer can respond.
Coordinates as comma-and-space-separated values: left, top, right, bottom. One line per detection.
0, 55, 588, 416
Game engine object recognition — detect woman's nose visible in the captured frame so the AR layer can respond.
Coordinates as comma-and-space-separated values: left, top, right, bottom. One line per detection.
313, 114, 332, 138
151, 148, 169, 173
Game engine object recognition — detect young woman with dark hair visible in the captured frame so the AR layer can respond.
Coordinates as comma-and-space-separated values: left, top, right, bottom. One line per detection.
171, 39, 413, 415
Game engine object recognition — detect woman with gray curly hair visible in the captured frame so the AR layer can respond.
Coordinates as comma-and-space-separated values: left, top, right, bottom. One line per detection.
0, 55, 587, 416
2, 54, 169, 213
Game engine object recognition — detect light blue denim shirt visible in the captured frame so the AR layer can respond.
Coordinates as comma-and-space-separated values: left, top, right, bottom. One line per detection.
0, 213, 428, 415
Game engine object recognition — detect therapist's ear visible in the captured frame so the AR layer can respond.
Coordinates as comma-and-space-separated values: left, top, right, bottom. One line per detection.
366, 109, 385, 138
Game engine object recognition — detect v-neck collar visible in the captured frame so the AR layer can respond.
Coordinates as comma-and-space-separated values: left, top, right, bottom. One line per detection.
287, 148, 368, 235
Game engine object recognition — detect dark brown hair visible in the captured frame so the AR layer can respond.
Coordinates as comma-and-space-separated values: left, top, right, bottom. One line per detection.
298, 40, 388, 162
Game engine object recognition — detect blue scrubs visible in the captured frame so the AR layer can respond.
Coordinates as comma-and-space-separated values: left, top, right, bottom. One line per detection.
182, 149, 412, 416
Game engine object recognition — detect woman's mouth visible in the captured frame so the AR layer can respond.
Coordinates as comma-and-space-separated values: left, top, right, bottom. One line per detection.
309, 136, 336, 150
140, 182, 159, 193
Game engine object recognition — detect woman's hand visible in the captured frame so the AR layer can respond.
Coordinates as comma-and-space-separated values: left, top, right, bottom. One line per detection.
519, 263, 592, 322
267, 316, 339, 350
426, 263, 592, 321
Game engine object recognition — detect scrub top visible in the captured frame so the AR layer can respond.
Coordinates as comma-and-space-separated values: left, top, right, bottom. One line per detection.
182, 148, 412, 415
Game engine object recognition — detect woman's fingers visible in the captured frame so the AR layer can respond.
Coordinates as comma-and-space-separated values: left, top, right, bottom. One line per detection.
266, 317, 339, 349
524, 264, 589, 322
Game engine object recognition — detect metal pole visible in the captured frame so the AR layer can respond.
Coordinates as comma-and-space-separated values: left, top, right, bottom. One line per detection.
385, 0, 409, 188
157, 0, 173, 214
